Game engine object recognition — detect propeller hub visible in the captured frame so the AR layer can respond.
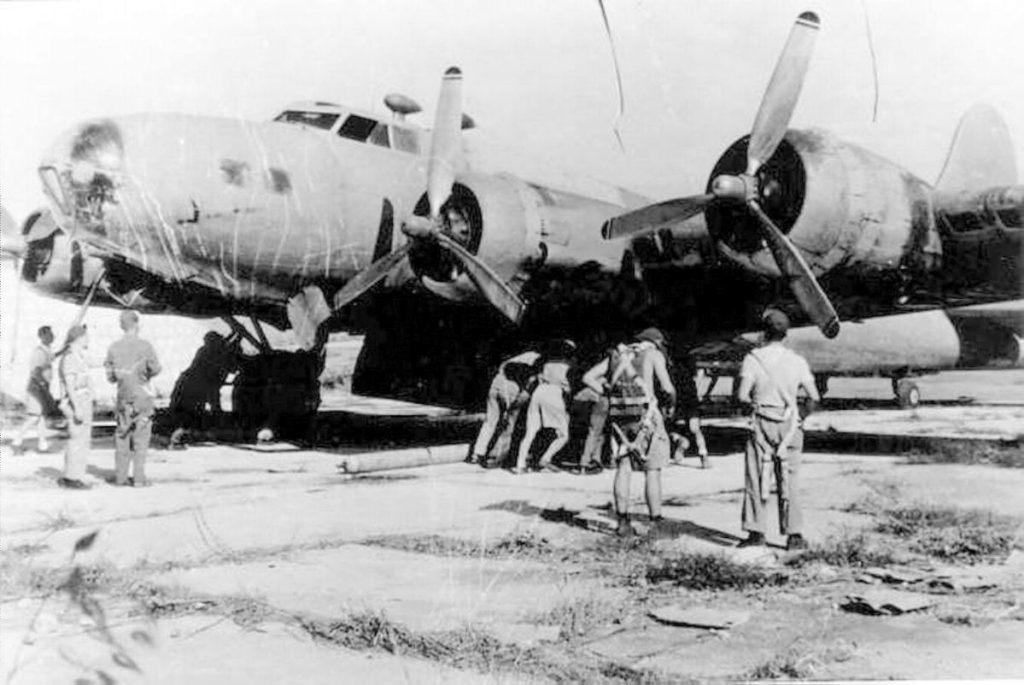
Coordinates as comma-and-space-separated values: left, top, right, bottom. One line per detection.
401, 215, 437, 240
711, 174, 756, 202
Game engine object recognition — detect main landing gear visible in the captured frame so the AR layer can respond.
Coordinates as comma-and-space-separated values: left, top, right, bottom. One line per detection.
222, 316, 324, 442
891, 376, 921, 409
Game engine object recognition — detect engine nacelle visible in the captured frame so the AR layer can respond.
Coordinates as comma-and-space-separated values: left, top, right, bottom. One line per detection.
706, 130, 941, 280
408, 171, 626, 303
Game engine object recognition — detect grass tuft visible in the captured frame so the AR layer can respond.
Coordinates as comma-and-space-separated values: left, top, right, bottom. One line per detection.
536, 593, 626, 640
904, 441, 1024, 468
300, 611, 655, 683
785, 531, 897, 569
646, 552, 787, 590
745, 639, 856, 679
876, 504, 1018, 563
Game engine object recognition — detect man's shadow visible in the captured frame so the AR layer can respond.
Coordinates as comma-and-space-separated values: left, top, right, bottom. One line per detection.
483, 499, 743, 546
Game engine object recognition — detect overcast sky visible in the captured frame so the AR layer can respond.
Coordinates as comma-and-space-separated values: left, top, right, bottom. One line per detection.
2, 0, 1023, 221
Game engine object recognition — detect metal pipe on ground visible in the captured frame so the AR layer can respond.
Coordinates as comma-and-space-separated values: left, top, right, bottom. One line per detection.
336, 443, 469, 474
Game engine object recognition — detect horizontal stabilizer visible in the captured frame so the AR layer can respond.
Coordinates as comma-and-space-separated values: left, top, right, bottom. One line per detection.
935, 104, 1018, 193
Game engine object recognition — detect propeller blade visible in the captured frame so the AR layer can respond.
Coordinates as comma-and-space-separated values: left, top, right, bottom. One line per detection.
601, 194, 714, 240
436, 232, 525, 323
746, 11, 820, 175
746, 199, 840, 338
426, 67, 464, 219
332, 243, 411, 311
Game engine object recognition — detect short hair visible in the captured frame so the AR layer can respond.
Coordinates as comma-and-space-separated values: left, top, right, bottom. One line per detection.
762, 308, 790, 341
38, 326, 53, 339
119, 309, 140, 331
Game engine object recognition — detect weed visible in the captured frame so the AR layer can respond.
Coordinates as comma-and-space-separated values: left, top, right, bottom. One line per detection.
842, 479, 903, 516
904, 441, 1024, 468
43, 511, 76, 532
786, 531, 897, 569
362, 530, 559, 561
645, 552, 788, 590
876, 504, 1018, 563
745, 639, 856, 679
301, 611, 657, 683
8, 542, 49, 556
537, 593, 625, 640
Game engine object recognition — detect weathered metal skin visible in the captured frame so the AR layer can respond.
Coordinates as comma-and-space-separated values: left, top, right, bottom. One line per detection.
710, 129, 940, 282
40, 114, 429, 305
38, 113, 643, 320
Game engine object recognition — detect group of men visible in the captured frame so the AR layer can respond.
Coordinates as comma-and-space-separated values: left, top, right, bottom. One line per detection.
14, 302, 817, 549
11, 310, 162, 490
468, 307, 818, 549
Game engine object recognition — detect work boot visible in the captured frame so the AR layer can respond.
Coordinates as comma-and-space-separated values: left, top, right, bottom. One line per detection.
581, 462, 603, 476
737, 532, 766, 548
615, 517, 635, 539
699, 453, 710, 469
786, 534, 808, 551
57, 478, 90, 490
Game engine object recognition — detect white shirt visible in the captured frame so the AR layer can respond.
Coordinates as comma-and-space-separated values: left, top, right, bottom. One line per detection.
739, 342, 814, 408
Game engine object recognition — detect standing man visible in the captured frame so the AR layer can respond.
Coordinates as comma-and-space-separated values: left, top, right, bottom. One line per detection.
468, 348, 540, 468
12, 326, 59, 454
671, 349, 709, 468
584, 328, 675, 538
736, 308, 819, 551
105, 310, 161, 487
57, 325, 93, 489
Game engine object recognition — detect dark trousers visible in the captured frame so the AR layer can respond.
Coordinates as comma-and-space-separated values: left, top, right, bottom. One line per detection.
115, 405, 153, 484
742, 415, 804, 536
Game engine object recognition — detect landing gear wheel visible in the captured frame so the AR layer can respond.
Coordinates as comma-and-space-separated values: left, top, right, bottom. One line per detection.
894, 378, 920, 409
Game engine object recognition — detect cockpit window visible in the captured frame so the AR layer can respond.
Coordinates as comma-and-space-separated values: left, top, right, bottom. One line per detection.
274, 110, 339, 130
338, 115, 375, 141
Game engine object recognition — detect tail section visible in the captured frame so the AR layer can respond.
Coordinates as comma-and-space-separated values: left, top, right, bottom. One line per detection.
935, 103, 1018, 192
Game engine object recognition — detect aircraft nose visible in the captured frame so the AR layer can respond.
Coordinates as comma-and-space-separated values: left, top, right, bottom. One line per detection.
38, 118, 127, 231
68, 119, 126, 181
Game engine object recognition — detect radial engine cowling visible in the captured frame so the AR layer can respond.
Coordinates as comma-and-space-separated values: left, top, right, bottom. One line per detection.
705, 130, 941, 280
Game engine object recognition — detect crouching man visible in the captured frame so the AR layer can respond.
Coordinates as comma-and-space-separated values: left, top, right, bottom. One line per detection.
736, 309, 819, 551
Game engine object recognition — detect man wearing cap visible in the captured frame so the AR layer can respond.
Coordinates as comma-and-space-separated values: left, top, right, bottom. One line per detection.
57, 325, 93, 489
105, 310, 162, 487
736, 308, 819, 551
584, 327, 675, 537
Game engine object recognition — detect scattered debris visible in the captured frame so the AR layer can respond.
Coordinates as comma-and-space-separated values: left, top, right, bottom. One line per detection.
841, 589, 936, 615
856, 565, 1005, 593
649, 605, 751, 630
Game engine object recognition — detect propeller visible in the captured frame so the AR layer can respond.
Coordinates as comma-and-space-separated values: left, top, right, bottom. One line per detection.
600, 11, 838, 338
332, 67, 524, 323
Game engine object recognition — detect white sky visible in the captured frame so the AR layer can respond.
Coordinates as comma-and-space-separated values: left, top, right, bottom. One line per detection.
2, 0, 1023, 222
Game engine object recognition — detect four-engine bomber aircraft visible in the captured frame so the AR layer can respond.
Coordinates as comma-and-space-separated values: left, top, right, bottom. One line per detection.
4, 11, 1022, 427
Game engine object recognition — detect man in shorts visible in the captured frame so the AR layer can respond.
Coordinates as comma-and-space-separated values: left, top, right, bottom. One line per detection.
12, 326, 59, 454
468, 348, 540, 468
584, 328, 676, 537
514, 340, 576, 473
